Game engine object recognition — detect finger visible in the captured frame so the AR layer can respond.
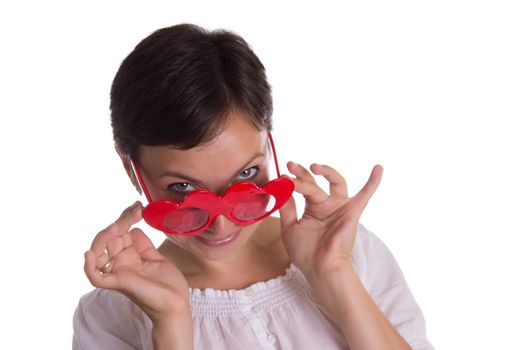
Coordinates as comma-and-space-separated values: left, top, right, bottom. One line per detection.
310, 163, 348, 198
287, 162, 317, 184
354, 165, 383, 208
293, 177, 329, 204
279, 194, 298, 232
90, 201, 143, 255
99, 259, 113, 274
90, 224, 119, 256
85, 251, 170, 305
95, 252, 110, 270
114, 201, 144, 231
84, 250, 99, 285
100, 230, 146, 272
106, 232, 134, 258
84, 250, 124, 289
129, 228, 165, 261
85, 250, 113, 285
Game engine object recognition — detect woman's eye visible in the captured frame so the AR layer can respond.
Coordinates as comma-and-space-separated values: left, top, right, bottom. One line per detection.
237, 166, 259, 180
168, 183, 196, 193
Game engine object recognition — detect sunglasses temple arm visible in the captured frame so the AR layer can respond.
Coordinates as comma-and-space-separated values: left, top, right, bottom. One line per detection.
129, 158, 154, 203
268, 133, 282, 177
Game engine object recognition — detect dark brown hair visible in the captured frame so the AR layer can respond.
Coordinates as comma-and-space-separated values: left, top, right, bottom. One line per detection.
110, 24, 273, 160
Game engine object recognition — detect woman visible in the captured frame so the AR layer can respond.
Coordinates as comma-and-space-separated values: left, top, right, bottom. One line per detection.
73, 23, 433, 349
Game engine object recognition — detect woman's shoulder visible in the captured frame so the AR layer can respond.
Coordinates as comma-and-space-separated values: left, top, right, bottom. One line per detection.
73, 289, 152, 349
352, 223, 410, 294
75, 288, 146, 322
354, 223, 388, 254
74, 288, 150, 327
77, 288, 131, 309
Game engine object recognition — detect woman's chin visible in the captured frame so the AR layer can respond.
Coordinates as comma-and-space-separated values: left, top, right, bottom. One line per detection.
164, 228, 245, 261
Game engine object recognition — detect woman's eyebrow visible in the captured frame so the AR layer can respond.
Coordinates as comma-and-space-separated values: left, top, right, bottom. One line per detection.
229, 152, 266, 181
157, 152, 266, 185
158, 171, 205, 187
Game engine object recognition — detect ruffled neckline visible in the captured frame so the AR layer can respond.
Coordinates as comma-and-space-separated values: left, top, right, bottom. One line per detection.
189, 263, 298, 299
188, 264, 311, 317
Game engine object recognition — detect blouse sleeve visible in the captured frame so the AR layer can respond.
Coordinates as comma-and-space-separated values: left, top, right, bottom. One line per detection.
352, 224, 435, 350
72, 288, 153, 350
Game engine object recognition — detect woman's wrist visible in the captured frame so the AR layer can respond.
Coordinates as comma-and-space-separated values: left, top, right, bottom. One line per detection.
305, 262, 357, 324
151, 308, 194, 350
306, 264, 411, 350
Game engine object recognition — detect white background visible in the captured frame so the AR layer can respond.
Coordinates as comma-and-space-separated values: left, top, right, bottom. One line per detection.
1, 1, 524, 349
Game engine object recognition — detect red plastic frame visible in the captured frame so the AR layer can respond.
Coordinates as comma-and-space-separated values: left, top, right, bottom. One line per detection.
131, 133, 294, 235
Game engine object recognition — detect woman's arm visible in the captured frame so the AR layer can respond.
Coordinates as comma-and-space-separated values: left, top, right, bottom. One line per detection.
82, 202, 194, 349
308, 263, 412, 349
151, 311, 194, 350
280, 163, 421, 349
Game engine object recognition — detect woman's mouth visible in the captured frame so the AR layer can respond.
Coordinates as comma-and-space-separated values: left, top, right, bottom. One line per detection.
194, 229, 241, 247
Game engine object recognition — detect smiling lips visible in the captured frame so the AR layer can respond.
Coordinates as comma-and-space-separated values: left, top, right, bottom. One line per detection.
195, 230, 241, 247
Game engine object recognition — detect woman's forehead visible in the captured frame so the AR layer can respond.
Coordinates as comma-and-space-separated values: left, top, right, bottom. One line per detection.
139, 117, 268, 176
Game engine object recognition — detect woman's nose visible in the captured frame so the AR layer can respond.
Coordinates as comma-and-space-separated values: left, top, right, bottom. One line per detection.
207, 214, 236, 235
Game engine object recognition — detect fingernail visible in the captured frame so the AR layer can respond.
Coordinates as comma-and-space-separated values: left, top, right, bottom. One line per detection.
132, 201, 142, 211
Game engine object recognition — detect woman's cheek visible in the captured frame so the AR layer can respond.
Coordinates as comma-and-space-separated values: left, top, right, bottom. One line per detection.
164, 234, 192, 248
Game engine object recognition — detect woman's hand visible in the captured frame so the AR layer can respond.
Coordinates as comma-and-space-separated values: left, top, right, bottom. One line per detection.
84, 201, 191, 324
279, 162, 383, 279
279, 163, 413, 350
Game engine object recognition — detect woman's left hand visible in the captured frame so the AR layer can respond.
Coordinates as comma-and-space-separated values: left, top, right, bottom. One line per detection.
279, 162, 383, 279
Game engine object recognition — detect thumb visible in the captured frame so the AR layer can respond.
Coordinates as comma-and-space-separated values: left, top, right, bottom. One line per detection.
279, 195, 298, 233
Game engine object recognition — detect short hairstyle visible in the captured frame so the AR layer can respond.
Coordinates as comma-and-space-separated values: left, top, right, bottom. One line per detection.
110, 24, 273, 160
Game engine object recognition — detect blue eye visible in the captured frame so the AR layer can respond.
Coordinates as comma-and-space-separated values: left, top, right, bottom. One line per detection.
238, 166, 259, 180
168, 183, 196, 193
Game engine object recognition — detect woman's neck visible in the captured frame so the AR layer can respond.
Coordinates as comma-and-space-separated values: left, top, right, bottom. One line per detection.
158, 217, 290, 290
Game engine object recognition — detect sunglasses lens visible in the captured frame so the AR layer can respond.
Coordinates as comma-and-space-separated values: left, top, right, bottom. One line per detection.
232, 193, 276, 221
164, 207, 208, 233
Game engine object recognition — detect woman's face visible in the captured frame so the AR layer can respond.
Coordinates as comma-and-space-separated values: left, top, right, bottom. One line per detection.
135, 113, 271, 262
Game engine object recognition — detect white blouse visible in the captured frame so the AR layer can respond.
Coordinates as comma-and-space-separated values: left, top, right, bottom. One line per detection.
73, 225, 434, 349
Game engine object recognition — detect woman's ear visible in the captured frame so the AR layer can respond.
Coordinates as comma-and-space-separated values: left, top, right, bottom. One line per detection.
115, 144, 142, 195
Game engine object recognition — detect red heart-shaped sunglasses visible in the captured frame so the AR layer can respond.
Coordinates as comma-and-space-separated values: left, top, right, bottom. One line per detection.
130, 134, 294, 236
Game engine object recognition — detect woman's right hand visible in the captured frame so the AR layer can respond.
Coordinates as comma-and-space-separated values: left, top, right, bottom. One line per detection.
84, 201, 191, 325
